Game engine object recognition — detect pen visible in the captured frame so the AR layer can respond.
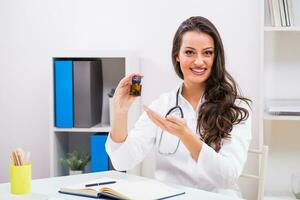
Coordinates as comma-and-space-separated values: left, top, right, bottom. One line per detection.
85, 181, 116, 187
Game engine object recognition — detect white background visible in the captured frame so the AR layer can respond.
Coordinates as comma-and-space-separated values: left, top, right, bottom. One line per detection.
0, 0, 261, 198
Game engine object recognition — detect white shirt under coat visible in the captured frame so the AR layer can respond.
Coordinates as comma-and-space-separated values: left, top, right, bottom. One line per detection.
105, 84, 252, 197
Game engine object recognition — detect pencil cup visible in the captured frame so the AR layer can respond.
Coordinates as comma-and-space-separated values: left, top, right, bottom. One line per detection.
9, 163, 31, 194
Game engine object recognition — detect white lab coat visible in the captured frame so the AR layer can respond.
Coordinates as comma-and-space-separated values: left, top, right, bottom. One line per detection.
105, 84, 252, 197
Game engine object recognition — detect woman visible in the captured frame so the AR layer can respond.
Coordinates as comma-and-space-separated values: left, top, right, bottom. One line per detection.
105, 16, 251, 197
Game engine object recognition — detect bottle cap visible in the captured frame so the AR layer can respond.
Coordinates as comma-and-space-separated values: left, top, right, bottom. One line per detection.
132, 75, 141, 84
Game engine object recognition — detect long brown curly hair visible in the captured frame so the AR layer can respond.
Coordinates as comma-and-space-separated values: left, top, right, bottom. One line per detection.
172, 16, 251, 152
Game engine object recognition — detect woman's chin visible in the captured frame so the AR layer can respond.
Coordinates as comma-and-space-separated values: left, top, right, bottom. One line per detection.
186, 76, 208, 84
184, 80, 207, 87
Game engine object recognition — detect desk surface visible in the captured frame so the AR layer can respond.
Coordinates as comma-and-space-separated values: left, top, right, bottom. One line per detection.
0, 170, 238, 200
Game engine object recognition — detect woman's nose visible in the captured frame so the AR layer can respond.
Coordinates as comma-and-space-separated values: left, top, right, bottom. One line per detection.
194, 54, 204, 66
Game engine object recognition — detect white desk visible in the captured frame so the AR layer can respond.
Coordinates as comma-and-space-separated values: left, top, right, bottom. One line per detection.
0, 170, 239, 200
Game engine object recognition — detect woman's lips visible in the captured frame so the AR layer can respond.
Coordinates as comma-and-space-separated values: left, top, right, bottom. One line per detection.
190, 67, 206, 75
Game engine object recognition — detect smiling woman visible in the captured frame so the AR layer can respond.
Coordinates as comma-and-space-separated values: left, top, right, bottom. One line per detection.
105, 16, 252, 198
175, 31, 214, 87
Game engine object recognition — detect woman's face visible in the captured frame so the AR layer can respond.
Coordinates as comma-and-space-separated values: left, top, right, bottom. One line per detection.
176, 31, 215, 86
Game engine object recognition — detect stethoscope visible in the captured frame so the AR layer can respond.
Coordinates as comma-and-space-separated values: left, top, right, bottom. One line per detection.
158, 88, 183, 155
157, 87, 205, 155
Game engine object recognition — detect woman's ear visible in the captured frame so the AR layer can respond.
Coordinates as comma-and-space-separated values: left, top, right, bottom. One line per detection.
176, 56, 180, 62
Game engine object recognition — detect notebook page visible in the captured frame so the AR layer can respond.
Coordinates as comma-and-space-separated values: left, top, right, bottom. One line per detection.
103, 179, 185, 200
65, 177, 116, 189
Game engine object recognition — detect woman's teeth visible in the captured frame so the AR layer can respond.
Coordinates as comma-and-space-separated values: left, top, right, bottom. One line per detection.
191, 68, 205, 73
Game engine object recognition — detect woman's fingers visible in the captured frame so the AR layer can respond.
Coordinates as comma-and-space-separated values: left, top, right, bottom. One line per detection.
166, 115, 185, 125
114, 73, 143, 98
112, 73, 143, 114
128, 96, 139, 103
143, 106, 168, 130
149, 115, 166, 130
118, 73, 144, 88
144, 105, 189, 138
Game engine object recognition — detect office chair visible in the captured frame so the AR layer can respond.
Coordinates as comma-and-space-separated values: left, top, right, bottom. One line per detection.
240, 145, 269, 200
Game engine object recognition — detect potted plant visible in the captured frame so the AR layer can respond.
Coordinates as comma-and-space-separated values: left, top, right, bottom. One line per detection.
108, 88, 115, 125
60, 150, 90, 175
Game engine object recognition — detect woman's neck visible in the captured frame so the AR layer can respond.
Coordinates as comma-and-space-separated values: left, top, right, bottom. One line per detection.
182, 82, 205, 110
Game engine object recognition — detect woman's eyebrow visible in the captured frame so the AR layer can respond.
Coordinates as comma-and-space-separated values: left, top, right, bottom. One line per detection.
203, 47, 214, 50
184, 46, 214, 51
185, 46, 196, 50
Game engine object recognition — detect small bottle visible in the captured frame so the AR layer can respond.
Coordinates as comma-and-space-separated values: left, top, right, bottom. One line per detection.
130, 75, 142, 96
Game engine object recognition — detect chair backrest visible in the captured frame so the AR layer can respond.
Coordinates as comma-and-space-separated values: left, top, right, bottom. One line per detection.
240, 145, 269, 200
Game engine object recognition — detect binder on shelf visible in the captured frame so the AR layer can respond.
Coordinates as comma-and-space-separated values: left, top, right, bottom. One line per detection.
269, 0, 282, 27
108, 158, 115, 171
283, 0, 290, 26
266, 99, 300, 116
287, 0, 294, 26
269, 0, 294, 27
54, 60, 74, 128
73, 60, 103, 128
269, 0, 275, 26
278, 0, 286, 26
90, 133, 109, 172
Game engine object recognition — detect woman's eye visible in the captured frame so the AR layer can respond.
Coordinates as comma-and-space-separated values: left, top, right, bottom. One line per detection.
185, 50, 194, 56
204, 51, 214, 57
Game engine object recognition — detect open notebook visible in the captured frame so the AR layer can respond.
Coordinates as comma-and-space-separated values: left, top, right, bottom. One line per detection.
59, 177, 185, 200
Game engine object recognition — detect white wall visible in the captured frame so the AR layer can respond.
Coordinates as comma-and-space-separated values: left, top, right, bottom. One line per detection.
0, 0, 261, 198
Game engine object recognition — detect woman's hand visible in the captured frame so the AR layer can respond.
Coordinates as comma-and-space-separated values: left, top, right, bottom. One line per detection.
113, 73, 143, 115
144, 105, 203, 160
143, 105, 191, 138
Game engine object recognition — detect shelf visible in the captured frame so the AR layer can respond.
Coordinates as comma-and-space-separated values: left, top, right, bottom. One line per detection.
50, 53, 141, 177
264, 195, 297, 200
53, 123, 111, 133
263, 0, 300, 196
264, 113, 300, 121
264, 26, 300, 32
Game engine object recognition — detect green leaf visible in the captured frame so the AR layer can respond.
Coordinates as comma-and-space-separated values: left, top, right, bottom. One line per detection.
60, 150, 90, 170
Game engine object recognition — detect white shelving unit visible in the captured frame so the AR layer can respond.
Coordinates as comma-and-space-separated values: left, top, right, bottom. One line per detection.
263, 0, 300, 198
49, 51, 141, 177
